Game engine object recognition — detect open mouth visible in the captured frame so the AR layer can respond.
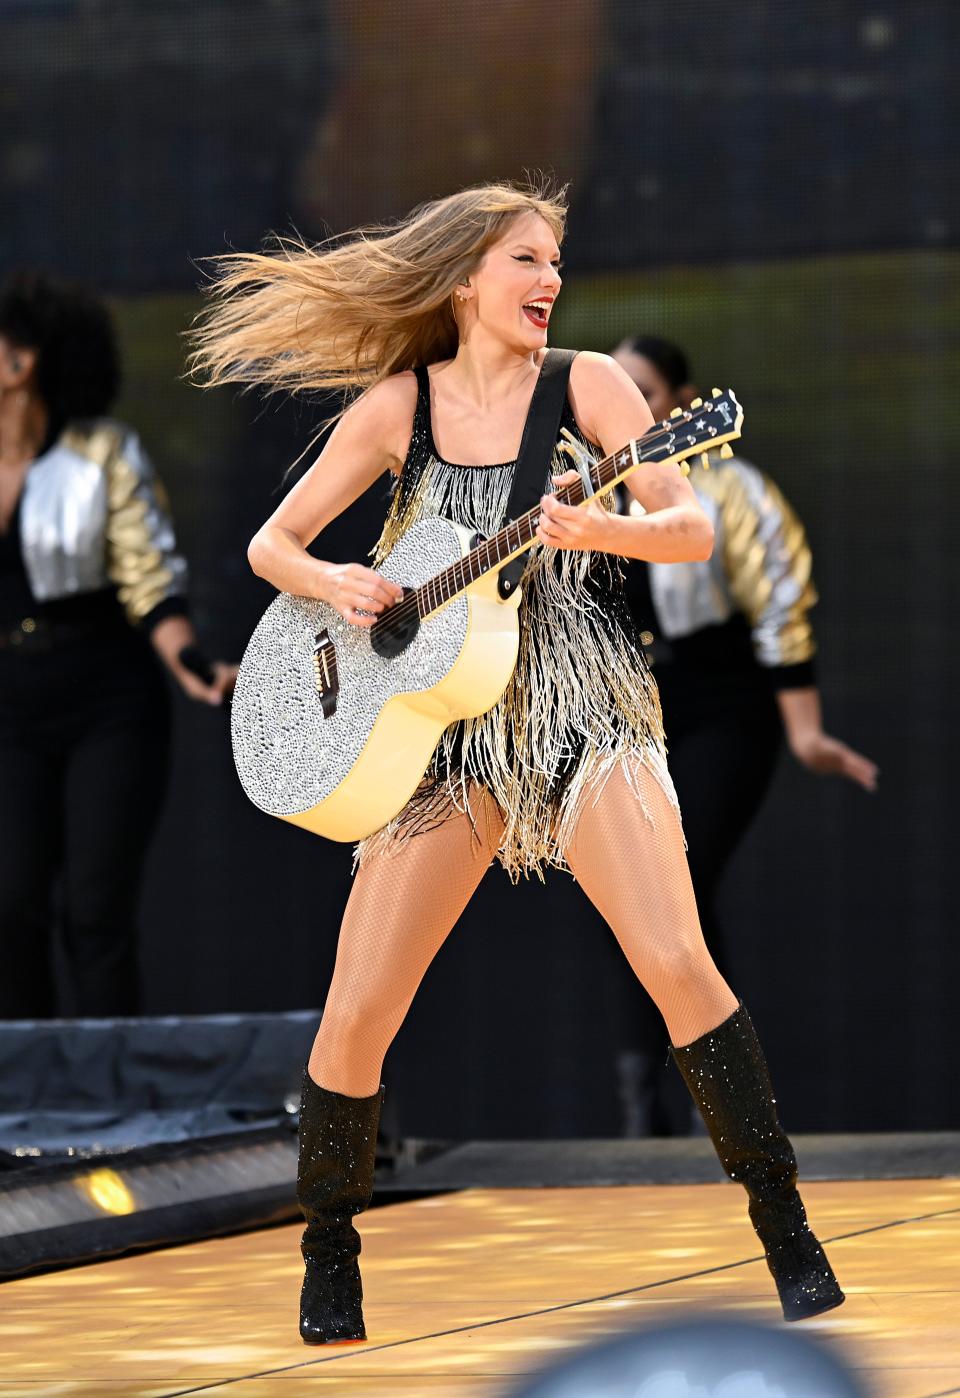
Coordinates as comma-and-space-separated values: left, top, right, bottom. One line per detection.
522, 300, 551, 329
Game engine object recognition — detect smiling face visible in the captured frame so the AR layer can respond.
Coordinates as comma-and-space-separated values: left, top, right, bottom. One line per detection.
462, 211, 563, 353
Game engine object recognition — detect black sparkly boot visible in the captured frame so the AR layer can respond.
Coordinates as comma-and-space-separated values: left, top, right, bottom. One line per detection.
296, 1070, 384, 1344
670, 1002, 845, 1322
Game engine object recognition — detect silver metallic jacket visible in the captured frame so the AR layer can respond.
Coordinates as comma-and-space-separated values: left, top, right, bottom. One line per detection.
631, 451, 818, 668
19, 420, 188, 626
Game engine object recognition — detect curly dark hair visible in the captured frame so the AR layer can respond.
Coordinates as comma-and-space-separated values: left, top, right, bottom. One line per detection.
0, 271, 121, 433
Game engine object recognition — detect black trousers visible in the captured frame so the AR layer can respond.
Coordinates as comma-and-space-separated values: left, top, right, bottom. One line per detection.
666, 685, 783, 985
615, 669, 783, 1133
0, 631, 170, 1018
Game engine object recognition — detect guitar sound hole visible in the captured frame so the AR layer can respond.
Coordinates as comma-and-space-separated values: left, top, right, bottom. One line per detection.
370, 587, 419, 659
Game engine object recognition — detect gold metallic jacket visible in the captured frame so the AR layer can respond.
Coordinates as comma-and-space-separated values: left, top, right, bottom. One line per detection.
635, 451, 818, 668
19, 420, 188, 627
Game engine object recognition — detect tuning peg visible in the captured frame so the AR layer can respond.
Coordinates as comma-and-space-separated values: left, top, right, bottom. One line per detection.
679, 461, 691, 476
711, 387, 721, 398
670, 407, 684, 419
690, 397, 703, 409
719, 443, 734, 459
699, 453, 711, 470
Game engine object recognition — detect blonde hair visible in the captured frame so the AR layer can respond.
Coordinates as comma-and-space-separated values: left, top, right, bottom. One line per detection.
187, 179, 567, 405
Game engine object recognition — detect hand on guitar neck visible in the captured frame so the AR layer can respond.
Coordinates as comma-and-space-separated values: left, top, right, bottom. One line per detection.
535, 468, 613, 552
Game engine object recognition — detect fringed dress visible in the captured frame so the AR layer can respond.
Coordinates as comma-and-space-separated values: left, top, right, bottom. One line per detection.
356, 361, 683, 881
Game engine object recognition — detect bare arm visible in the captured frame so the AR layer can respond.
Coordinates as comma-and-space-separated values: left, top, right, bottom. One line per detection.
247, 376, 414, 626
776, 686, 879, 791
150, 614, 237, 706
538, 352, 714, 563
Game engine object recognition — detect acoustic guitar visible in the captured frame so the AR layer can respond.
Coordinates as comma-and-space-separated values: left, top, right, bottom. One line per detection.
230, 389, 743, 840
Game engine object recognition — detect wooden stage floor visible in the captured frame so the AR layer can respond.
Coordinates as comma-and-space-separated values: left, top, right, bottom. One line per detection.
4, 1176, 959, 1397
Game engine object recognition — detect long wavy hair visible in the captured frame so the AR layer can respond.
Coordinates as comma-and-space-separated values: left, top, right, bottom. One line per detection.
187, 179, 567, 409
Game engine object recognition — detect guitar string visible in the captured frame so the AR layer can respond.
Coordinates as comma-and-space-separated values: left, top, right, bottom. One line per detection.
354, 405, 730, 644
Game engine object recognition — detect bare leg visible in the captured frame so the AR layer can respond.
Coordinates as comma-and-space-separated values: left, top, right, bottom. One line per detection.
308, 787, 505, 1096
297, 786, 506, 1344
563, 756, 739, 1047
563, 755, 844, 1321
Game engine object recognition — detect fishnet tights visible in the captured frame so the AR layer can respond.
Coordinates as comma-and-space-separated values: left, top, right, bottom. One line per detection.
562, 758, 739, 1048
308, 788, 505, 1096
308, 762, 738, 1097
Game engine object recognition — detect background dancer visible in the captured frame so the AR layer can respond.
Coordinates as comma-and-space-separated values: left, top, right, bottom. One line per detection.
0, 271, 235, 1018
608, 338, 877, 1135
191, 181, 846, 1343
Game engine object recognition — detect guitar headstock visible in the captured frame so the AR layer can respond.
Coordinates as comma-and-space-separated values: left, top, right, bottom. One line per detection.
639, 389, 743, 474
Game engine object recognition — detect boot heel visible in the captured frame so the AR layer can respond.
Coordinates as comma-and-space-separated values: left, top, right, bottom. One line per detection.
749, 1194, 845, 1321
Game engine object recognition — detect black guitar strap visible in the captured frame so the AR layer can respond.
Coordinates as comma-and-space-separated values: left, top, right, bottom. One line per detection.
496, 347, 578, 599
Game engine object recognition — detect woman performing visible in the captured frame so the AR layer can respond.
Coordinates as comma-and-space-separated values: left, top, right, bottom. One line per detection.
607, 335, 878, 1133
190, 182, 845, 1341
0, 272, 234, 1018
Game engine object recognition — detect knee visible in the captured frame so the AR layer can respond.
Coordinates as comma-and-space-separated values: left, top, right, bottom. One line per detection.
316, 997, 403, 1058
643, 940, 718, 998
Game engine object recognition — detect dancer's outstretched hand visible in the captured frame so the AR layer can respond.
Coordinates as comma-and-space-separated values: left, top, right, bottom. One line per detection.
790, 731, 879, 791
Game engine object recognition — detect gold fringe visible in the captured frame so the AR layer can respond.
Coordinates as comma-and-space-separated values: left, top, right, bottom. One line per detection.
358, 442, 683, 881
